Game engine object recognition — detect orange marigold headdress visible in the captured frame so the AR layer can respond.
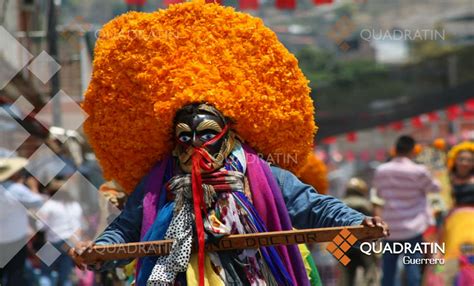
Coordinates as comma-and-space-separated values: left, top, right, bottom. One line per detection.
296, 153, 328, 195
83, 1, 316, 193
447, 141, 474, 171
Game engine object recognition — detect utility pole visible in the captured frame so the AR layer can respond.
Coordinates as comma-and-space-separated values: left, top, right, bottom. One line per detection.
47, 0, 61, 127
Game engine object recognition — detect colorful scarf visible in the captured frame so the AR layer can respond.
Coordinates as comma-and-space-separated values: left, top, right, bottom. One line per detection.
147, 170, 247, 285
137, 144, 310, 286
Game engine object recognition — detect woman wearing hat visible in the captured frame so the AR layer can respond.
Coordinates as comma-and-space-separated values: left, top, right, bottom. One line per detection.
0, 156, 44, 286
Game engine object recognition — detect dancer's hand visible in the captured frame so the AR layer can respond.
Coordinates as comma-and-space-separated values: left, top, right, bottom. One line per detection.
68, 241, 102, 271
362, 216, 390, 239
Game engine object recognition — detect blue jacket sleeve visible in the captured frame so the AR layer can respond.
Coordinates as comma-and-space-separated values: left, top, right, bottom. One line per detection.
270, 165, 365, 229
95, 179, 145, 246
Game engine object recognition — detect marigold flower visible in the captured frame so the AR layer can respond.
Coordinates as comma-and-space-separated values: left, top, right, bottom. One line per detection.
296, 153, 328, 195
432, 138, 446, 151
83, 1, 316, 193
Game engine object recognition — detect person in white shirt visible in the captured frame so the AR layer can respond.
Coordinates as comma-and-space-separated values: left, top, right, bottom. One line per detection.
0, 157, 44, 286
36, 177, 84, 286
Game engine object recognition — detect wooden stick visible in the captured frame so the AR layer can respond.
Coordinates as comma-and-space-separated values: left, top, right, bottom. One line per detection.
80, 225, 383, 264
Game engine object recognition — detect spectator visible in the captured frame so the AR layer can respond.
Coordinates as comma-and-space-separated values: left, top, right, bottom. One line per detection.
36, 177, 84, 286
442, 142, 474, 262
373, 135, 440, 286
447, 142, 474, 206
341, 178, 378, 286
0, 157, 44, 286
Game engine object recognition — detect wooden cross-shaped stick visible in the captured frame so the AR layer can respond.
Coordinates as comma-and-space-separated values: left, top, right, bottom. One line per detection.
80, 225, 384, 264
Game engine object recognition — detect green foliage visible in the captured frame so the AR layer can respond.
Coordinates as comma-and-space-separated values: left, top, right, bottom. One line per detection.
296, 46, 387, 90
295, 44, 474, 113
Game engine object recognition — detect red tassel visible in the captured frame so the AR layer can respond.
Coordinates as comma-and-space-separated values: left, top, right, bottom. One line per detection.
187, 125, 229, 286
191, 156, 206, 286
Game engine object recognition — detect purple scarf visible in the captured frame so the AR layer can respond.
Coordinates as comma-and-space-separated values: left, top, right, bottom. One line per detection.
139, 147, 310, 285
243, 144, 310, 286
140, 155, 170, 239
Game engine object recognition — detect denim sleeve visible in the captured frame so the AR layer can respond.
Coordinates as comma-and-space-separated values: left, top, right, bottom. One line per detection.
95, 179, 145, 246
93, 178, 145, 270
270, 166, 365, 229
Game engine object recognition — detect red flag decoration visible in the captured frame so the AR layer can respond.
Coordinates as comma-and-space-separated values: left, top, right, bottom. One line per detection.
276, 0, 296, 9
447, 105, 462, 120
465, 98, 474, 111
322, 136, 337, 145
427, 111, 439, 122
240, 0, 259, 9
411, 116, 424, 129
391, 121, 404, 131
164, 0, 182, 6
125, 0, 146, 5
346, 132, 357, 142
345, 150, 355, 161
463, 111, 474, 121
313, 0, 333, 5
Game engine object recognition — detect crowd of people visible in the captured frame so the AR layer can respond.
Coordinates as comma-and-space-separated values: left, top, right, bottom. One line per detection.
0, 139, 101, 286
334, 136, 474, 286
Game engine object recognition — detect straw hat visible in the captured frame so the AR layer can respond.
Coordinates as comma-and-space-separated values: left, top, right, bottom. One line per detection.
346, 177, 369, 195
0, 157, 28, 182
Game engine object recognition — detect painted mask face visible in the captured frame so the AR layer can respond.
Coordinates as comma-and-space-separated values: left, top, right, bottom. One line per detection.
173, 104, 233, 173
